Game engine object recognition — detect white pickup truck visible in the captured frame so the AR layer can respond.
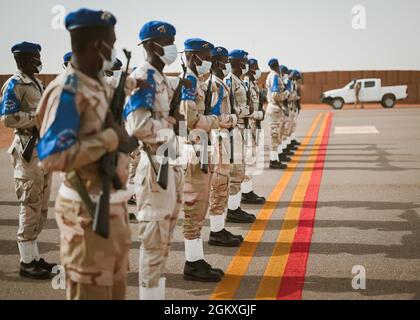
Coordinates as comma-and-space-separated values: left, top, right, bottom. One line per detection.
321, 78, 408, 109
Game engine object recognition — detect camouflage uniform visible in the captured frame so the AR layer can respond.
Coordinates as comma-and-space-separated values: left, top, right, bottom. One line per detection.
180, 68, 219, 259
207, 75, 237, 230
243, 76, 264, 172
266, 70, 289, 161
0, 70, 52, 263
36, 65, 134, 300
125, 63, 184, 298
224, 73, 252, 209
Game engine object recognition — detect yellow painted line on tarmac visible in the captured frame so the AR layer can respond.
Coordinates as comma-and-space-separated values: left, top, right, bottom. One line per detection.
255, 113, 331, 300
210, 113, 324, 300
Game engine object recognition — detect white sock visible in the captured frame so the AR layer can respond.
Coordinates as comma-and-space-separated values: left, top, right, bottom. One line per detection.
228, 192, 241, 211
270, 151, 279, 161
241, 180, 253, 194
184, 238, 204, 262
18, 241, 34, 264
32, 241, 40, 261
210, 215, 225, 233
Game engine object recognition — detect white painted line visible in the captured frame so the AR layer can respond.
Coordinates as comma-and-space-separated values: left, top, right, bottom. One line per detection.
334, 126, 379, 135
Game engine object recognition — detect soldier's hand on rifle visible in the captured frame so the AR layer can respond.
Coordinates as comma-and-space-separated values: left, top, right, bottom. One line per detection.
230, 114, 238, 128
106, 112, 133, 151
252, 111, 264, 121
179, 78, 193, 89
136, 79, 151, 90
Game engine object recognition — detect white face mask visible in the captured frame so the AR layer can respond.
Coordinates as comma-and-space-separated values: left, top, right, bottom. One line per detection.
196, 56, 212, 75
154, 43, 178, 66
113, 70, 122, 81
222, 62, 232, 77
242, 64, 249, 75
99, 41, 117, 72
254, 69, 262, 80
36, 63, 43, 73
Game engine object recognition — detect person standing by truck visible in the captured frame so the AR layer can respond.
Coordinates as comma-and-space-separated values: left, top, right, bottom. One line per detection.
354, 80, 364, 109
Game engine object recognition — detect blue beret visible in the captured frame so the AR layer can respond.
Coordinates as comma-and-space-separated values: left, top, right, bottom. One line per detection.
65, 8, 116, 31
280, 65, 289, 74
63, 52, 72, 63
11, 42, 41, 54
212, 46, 229, 57
139, 21, 176, 43
248, 58, 258, 65
184, 38, 214, 52
268, 58, 279, 67
229, 50, 248, 60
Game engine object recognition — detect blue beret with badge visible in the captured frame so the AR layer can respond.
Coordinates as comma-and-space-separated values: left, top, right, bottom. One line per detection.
65, 8, 116, 31
139, 21, 176, 43
63, 52, 72, 63
248, 58, 258, 65
184, 38, 214, 52
268, 58, 279, 67
229, 49, 248, 60
212, 46, 229, 57
11, 41, 41, 54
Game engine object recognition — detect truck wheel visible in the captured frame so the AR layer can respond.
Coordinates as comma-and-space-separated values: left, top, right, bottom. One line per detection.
331, 98, 344, 110
381, 94, 396, 108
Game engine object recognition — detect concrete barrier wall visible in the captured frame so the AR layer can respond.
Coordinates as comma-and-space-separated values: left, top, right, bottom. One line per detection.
2, 70, 420, 104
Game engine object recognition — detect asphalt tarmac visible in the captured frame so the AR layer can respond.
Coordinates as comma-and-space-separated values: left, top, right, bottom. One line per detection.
0, 105, 419, 300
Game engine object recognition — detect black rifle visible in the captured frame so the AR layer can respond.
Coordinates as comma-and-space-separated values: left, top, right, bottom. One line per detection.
22, 127, 39, 162
228, 77, 235, 164
152, 59, 188, 191
94, 49, 137, 239
200, 71, 213, 174
256, 90, 265, 146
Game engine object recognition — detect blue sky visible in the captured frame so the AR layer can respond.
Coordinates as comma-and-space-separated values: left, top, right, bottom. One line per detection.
1, 0, 419, 73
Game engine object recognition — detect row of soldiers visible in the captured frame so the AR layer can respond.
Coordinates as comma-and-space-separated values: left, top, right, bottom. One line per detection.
0, 8, 302, 300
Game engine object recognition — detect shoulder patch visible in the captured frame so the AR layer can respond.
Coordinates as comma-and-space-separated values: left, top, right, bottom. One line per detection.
271, 74, 280, 93
37, 74, 80, 161
123, 69, 156, 119
181, 75, 197, 101
0, 79, 21, 116
210, 85, 224, 117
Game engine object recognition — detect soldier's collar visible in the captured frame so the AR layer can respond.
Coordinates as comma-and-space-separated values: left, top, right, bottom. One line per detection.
67, 64, 106, 93
15, 70, 40, 85
143, 62, 164, 85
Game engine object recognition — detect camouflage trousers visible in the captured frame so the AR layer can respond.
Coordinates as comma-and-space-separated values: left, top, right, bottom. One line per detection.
128, 148, 141, 185
183, 160, 212, 240
268, 108, 285, 152
209, 136, 230, 216
55, 196, 131, 300
138, 218, 178, 289
230, 128, 251, 196
137, 157, 184, 288
12, 151, 52, 241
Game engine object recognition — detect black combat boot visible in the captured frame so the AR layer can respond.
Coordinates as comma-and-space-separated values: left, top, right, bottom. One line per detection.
36, 259, 57, 273
291, 139, 301, 147
208, 229, 242, 247
283, 148, 295, 157
226, 208, 256, 223
183, 260, 224, 282
20, 260, 51, 280
129, 213, 138, 223
270, 161, 288, 170
242, 191, 266, 205
278, 153, 291, 162
127, 195, 136, 206
223, 229, 244, 242
288, 143, 298, 151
